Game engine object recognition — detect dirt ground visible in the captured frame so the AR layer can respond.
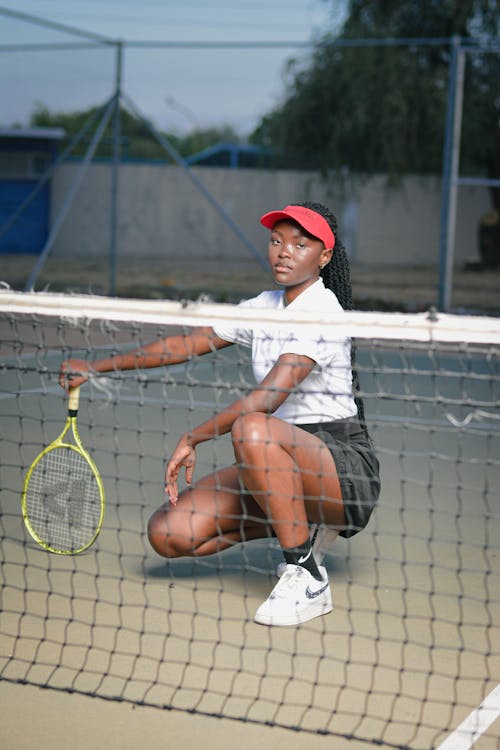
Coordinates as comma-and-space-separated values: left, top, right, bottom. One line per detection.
1, 253, 499, 314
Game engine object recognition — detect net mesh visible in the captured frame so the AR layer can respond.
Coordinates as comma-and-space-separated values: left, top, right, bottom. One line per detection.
1, 290, 499, 748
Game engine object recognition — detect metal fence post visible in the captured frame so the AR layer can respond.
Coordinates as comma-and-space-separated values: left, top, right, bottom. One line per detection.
109, 40, 123, 297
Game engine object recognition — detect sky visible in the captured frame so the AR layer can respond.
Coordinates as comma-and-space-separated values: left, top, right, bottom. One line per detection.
0, 1, 346, 137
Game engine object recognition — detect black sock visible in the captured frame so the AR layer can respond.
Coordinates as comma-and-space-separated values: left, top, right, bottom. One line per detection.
282, 538, 323, 581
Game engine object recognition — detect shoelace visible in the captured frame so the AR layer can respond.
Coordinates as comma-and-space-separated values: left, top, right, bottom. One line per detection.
273, 566, 306, 598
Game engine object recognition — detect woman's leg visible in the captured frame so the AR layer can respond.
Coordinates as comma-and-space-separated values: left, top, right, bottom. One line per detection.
231, 412, 345, 549
231, 413, 342, 625
147, 465, 270, 558
148, 414, 343, 625
148, 414, 344, 559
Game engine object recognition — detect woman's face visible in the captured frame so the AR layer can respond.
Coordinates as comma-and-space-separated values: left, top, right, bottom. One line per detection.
268, 219, 332, 303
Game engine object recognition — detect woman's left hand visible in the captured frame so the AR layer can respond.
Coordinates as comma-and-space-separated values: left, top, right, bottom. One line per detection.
165, 435, 196, 504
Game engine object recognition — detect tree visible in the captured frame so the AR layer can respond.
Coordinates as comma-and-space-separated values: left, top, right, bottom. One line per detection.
250, 0, 499, 196
30, 103, 240, 162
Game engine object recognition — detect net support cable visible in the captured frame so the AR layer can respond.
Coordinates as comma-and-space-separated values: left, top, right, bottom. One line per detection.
121, 92, 268, 273
0, 101, 112, 245
23, 97, 116, 293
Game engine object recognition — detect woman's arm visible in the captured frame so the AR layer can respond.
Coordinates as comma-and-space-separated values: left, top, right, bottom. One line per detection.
59, 326, 232, 390
190, 353, 315, 444
165, 352, 316, 502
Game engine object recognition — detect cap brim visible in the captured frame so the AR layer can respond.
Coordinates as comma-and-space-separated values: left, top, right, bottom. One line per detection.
259, 210, 295, 230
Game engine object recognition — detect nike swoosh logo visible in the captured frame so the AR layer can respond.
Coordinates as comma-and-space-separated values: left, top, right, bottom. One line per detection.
298, 548, 312, 564
305, 582, 329, 599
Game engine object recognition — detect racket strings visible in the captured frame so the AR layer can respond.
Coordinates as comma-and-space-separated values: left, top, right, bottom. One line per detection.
25, 447, 102, 552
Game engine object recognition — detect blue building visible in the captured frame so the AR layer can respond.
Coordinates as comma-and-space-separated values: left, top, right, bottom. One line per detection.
0, 127, 64, 254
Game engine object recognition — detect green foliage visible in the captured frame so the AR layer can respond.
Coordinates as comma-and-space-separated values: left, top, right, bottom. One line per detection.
30, 103, 240, 161
250, 0, 499, 184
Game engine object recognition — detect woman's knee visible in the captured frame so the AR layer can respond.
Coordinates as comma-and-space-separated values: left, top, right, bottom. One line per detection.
231, 412, 271, 457
147, 506, 192, 559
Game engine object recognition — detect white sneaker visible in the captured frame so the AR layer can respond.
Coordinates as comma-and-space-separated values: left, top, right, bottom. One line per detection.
255, 564, 332, 626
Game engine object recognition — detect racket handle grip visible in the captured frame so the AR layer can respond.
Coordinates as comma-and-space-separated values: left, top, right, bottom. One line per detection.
68, 386, 80, 414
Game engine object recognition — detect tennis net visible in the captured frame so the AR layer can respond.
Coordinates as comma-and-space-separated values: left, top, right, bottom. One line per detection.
1, 290, 499, 748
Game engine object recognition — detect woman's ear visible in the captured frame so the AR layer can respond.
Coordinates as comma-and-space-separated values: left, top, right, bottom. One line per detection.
320, 247, 333, 269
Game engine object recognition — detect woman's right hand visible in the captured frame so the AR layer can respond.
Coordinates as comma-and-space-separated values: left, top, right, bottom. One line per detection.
59, 359, 93, 392
165, 434, 197, 505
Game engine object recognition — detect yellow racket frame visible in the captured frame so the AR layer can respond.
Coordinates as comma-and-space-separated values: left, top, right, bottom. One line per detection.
22, 387, 105, 555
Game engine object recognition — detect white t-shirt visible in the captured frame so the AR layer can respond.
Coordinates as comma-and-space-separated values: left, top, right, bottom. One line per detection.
213, 279, 357, 424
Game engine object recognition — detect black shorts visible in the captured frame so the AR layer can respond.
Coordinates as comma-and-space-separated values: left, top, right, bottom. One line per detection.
298, 419, 380, 539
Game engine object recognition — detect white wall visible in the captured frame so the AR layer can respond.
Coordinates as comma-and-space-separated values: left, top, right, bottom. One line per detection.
50, 163, 490, 267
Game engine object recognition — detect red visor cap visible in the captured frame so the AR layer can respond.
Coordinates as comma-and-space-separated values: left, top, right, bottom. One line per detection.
260, 205, 335, 250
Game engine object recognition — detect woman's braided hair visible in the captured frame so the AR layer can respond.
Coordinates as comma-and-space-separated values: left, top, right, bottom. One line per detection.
296, 201, 367, 433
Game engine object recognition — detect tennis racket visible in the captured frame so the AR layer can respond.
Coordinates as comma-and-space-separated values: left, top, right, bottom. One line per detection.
22, 387, 105, 554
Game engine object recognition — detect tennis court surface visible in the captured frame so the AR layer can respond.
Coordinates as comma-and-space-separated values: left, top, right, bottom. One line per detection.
1, 291, 499, 749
